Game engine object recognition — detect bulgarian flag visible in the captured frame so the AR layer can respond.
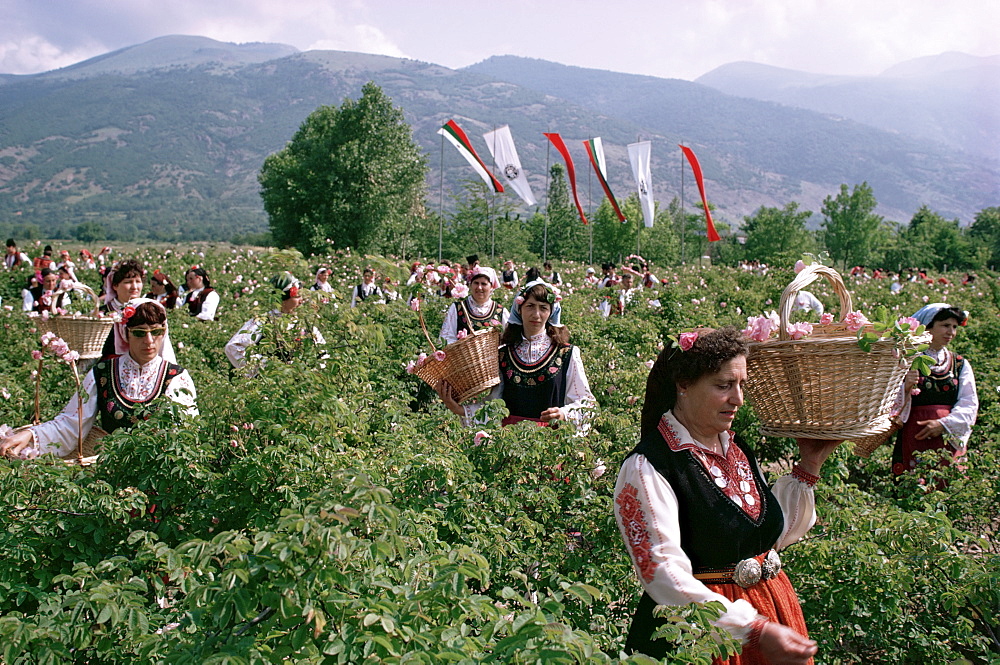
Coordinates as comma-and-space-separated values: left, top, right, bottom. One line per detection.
438, 120, 504, 193
544, 132, 588, 225
583, 137, 627, 223
679, 145, 720, 242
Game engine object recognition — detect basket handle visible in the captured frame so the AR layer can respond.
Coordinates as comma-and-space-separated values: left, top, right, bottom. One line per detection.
51, 283, 102, 317
777, 264, 853, 340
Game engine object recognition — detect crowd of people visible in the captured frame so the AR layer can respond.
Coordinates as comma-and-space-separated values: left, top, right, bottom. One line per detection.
0, 240, 983, 663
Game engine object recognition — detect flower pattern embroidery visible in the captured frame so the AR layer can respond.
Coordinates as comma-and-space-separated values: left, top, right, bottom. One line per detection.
616, 483, 657, 583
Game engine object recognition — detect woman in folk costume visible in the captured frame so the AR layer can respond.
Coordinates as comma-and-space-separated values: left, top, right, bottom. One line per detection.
145, 270, 179, 309
615, 327, 840, 663
438, 266, 508, 345
350, 268, 385, 307
892, 303, 978, 477
310, 267, 334, 293
0, 299, 197, 460
182, 266, 220, 321
501, 260, 519, 291
225, 272, 326, 372
438, 280, 595, 430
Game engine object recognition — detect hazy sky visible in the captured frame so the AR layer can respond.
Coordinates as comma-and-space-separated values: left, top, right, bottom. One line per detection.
2, 0, 997, 79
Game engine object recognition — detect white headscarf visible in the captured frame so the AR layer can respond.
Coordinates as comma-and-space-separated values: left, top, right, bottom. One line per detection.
113, 297, 174, 360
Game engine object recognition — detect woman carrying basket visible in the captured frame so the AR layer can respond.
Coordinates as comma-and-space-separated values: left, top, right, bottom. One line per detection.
615, 326, 841, 663
892, 303, 978, 477
438, 280, 594, 430
0, 299, 197, 460
439, 266, 508, 345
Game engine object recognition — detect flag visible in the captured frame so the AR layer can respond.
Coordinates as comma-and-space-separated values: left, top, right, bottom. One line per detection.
583, 137, 627, 223
628, 141, 655, 228
483, 125, 536, 206
438, 120, 504, 193
679, 145, 720, 242
544, 133, 588, 225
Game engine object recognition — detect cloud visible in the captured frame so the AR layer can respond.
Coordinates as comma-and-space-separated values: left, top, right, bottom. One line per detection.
307, 25, 408, 59
0, 35, 105, 75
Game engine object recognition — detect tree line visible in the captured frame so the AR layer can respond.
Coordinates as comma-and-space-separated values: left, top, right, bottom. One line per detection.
259, 83, 1000, 272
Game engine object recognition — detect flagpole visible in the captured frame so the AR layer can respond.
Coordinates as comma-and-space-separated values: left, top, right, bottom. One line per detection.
587, 137, 593, 265
438, 131, 445, 262
490, 126, 497, 260
679, 143, 686, 265
543, 140, 551, 263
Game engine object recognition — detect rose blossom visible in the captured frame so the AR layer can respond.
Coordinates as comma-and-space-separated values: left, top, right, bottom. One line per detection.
416, 352, 427, 367
843, 311, 870, 332
819, 313, 834, 325
409, 299, 421, 312
433, 350, 447, 362
456, 330, 468, 340
473, 430, 489, 446
405, 360, 416, 374
644, 360, 655, 370
514, 295, 525, 306
794, 260, 806, 274
787, 322, 813, 340
896, 316, 921, 332
32, 350, 43, 360
678, 332, 698, 351
451, 284, 469, 299
591, 459, 607, 479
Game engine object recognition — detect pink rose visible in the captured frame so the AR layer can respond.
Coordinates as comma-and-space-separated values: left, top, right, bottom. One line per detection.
819, 313, 834, 325
451, 284, 469, 299
644, 360, 655, 370
32, 350, 43, 360
409, 299, 421, 312
433, 350, 447, 362
897, 316, 920, 332
787, 322, 813, 340
416, 352, 427, 367
473, 430, 490, 446
62, 350, 80, 363
591, 460, 607, 479
436, 265, 450, 275
405, 360, 416, 374
678, 332, 698, 351
843, 311, 870, 332
794, 260, 806, 274
514, 295, 525, 306
456, 330, 468, 340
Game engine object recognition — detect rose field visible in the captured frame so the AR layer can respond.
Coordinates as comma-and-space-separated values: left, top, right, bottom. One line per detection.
1, 245, 998, 664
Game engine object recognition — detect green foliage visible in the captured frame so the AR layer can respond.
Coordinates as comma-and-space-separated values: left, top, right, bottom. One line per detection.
259, 82, 428, 256
0, 245, 998, 662
741, 203, 816, 266
819, 183, 887, 270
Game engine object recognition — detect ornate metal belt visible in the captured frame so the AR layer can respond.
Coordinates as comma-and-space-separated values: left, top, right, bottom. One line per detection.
692, 550, 782, 589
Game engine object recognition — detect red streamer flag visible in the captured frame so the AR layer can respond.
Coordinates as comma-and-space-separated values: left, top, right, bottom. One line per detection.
679, 145, 720, 242
439, 120, 504, 193
544, 133, 588, 225
583, 138, 627, 223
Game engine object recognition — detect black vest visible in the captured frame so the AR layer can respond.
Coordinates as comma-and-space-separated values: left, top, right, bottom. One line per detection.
912, 353, 964, 409
93, 356, 184, 434
455, 299, 501, 336
185, 287, 215, 316
499, 343, 572, 419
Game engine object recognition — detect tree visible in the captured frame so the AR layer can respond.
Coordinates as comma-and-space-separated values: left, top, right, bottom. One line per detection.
73, 221, 106, 243
535, 163, 586, 262
258, 82, 427, 256
890, 205, 973, 271
969, 206, 1000, 268
820, 182, 884, 270
441, 180, 523, 261
741, 203, 816, 266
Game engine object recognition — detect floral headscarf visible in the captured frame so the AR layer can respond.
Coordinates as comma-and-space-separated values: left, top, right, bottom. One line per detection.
468, 266, 500, 290
507, 279, 562, 327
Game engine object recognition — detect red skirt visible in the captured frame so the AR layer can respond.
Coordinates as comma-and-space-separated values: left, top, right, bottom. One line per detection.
625, 571, 810, 663
893, 404, 958, 476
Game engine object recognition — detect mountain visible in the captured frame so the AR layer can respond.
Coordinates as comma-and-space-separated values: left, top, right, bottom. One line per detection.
695, 54, 1000, 161
0, 37, 997, 244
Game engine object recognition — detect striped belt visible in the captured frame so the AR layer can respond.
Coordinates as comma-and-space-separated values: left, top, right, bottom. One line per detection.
693, 550, 782, 589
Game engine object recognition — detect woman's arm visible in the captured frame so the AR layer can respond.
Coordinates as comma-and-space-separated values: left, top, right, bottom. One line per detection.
225, 317, 262, 369
165, 370, 198, 417
936, 361, 978, 450
439, 303, 459, 345
553, 346, 596, 428
24, 370, 100, 458
195, 290, 220, 321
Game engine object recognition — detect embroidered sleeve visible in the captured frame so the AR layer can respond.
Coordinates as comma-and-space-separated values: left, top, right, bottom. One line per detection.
771, 471, 818, 550
558, 347, 596, 433
940, 360, 978, 450
29, 369, 100, 458
613, 454, 760, 643
225, 317, 263, 369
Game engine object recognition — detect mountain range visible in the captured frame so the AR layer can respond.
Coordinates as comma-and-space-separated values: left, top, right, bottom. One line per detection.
0, 35, 996, 243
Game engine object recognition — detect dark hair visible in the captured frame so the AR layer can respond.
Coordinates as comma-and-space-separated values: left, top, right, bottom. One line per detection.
640, 327, 749, 437
543, 261, 553, 269
6, 238, 15, 248
500, 283, 569, 347
112, 259, 145, 286
40, 268, 55, 278
186, 266, 210, 287
929, 306, 966, 326
127, 301, 167, 327
43, 245, 53, 255
524, 266, 540, 282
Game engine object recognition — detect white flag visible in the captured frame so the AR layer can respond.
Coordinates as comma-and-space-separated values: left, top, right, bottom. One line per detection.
628, 141, 655, 227
483, 126, 537, 206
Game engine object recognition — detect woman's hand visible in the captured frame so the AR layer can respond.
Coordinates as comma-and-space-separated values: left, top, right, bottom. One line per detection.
795, 438, 842, 477
903, 369, 919, 392
0, 430, 35, 459
757, 622, 818, 664
435, 381, 465, 416
915, 419, 945, 440
539, 407, 565, 423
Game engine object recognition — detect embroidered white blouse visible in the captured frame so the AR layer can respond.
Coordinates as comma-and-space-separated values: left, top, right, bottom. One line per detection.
183, 287, 220, 321
893, 347, 978, 451
27, 354, 198, 458
224, 311, 327, 371
439, 297, 509, 345
350, 283, 384, 308
461, 331, 595, 431
613, 411, 818, 644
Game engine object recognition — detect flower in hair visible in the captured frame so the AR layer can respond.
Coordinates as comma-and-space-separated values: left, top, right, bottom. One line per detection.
514, 295, 525, 306
115, 305, 136, 325
678, 331, 698, 351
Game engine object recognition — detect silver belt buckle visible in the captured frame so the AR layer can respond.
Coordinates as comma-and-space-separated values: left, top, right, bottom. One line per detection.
733, 550, 781, 588
762, 550, 782, 580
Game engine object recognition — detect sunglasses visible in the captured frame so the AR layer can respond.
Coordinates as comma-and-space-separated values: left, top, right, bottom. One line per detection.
128, 328, 167, 338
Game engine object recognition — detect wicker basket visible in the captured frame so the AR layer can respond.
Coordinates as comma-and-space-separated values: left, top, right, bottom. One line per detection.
744, 265, 914, 455
413, 326, 501, 403
36, 284, 113, 360
10, 424, 106, 464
